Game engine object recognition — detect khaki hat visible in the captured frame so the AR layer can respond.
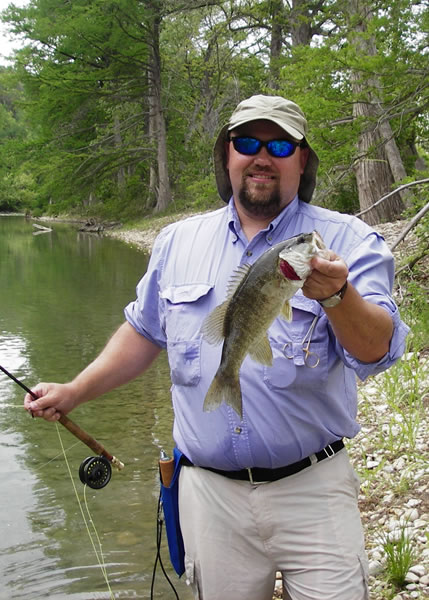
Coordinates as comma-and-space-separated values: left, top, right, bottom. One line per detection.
213, 94, 319, 203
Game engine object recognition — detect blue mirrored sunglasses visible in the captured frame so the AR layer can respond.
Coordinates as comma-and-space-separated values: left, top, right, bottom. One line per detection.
229, 136, 303, 158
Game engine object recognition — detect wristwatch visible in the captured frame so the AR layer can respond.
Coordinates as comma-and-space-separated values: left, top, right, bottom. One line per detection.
317, 280, 348, 308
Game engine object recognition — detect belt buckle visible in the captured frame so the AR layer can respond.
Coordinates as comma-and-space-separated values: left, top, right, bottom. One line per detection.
323, 444, 335, 459
246, 468, 269, 485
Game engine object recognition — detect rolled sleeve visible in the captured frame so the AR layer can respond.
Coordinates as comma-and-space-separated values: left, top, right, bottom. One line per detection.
124, 229, 169, 349
329, 229, 410, 379
341, 306, 410, 380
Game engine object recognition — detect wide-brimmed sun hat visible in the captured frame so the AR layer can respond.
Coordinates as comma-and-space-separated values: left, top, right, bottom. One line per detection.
213, 94, 319, 203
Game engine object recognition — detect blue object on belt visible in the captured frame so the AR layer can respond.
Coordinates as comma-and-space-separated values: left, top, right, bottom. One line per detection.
160, 447, 185, 576
180, 439, 344, 483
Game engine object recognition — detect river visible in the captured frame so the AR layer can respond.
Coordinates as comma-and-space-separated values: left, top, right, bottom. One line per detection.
0, 216, 192, 599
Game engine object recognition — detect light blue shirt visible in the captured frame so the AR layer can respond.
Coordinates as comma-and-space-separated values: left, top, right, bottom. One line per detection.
125, 197, 409, 469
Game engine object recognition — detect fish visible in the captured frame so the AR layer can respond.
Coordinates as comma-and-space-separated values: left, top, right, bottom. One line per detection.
201, 231, 326, 418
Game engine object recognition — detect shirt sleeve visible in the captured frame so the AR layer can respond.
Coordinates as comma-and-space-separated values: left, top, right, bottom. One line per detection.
332, 230, 410, 380
123, 227, 170, 349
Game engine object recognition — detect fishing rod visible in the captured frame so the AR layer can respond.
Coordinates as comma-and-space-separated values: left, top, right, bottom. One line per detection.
0, 364, 124, 489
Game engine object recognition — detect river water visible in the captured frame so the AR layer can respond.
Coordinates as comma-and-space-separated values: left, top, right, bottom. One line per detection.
0, 216, 192, 600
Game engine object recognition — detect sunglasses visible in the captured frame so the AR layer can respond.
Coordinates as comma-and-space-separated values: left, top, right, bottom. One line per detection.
229, 135, 303, 158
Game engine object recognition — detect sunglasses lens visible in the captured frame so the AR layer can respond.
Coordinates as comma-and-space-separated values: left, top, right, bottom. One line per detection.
231, 136, 298, 158
231, 137, 261, 155
267, 140, 296, 157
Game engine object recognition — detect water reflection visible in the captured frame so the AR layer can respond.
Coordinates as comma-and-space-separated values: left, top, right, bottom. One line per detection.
0, 217, 191, 599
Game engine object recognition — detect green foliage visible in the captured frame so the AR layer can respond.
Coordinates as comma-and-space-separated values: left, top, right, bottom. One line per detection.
0, 0, 427, 220
398, 280, 429, 352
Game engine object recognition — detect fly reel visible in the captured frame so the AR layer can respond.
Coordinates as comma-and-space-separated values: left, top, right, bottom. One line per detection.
79, 456, 112, 489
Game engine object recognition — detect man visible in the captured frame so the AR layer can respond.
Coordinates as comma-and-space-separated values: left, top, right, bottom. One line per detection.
25, 95, 409, 600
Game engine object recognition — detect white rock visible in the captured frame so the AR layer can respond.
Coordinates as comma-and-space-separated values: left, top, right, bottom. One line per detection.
413, 519, 427, 528
403, 508, 419, 521
420, 574, 429, 585
369, 560, 383, 575
393, 457, 406, 470
386, 527, 414, 542
366, 460, 380, 469
405, 572, 420, 583
382, 492, 394, 503
406, 498, 421, 508
375, 403, 389, 412
406, 582, 417, 590
387, 518, 400, 531
409, 564, 426, 577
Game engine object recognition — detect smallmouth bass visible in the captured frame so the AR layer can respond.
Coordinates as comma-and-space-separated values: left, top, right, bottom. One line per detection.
201, 231, 326, 418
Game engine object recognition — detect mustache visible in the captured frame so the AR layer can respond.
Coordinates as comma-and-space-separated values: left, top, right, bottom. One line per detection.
244, 166, 277, 177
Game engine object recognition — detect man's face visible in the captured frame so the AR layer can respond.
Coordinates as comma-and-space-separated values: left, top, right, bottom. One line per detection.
225, 119, 309, 219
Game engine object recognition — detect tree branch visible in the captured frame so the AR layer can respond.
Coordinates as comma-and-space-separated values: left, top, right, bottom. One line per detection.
389, 200, 429, 251
355, 179, 429, 218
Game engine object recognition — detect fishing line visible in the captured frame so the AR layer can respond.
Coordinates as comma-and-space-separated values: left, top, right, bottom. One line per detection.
55, 423, 116, 600
37, 441, 82, 469
150, 490, 180, 600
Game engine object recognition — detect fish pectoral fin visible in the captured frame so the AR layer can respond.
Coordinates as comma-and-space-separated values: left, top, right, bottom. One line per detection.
200, 301, 228, 345
280, 300, 292, 322
248, 334, 273, 366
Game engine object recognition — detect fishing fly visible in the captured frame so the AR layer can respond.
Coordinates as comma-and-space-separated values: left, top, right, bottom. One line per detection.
0, 364, 124, 489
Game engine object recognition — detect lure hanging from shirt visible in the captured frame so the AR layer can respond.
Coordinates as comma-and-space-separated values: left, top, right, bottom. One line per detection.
0, 364, 124, 489
201, 231, 327, 419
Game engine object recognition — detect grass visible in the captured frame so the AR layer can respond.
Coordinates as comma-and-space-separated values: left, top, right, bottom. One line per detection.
380, 525, 417, 590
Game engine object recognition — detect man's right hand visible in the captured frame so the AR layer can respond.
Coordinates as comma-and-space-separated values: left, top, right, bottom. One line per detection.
24, 382, 79, 421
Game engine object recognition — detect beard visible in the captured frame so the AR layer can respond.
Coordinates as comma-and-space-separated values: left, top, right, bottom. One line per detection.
238, 176, 283, 219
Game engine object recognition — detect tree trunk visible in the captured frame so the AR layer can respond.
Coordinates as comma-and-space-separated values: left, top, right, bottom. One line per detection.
349, 0, 406, 224
291, 0, 313, 46
147, 69, 158, 210
113, 115, 125, 192
268, 0, 284, 90
147, 0, 172, 214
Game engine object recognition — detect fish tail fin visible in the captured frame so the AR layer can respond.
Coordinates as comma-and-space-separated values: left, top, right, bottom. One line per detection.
203, 372, 243, 419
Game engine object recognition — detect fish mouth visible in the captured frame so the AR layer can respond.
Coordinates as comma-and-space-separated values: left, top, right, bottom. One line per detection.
279, 259, 300, 281
312, 230, 326, 251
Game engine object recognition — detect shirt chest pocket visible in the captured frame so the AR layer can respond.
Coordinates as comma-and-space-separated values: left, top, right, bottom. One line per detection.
160, 283, 214, 387
263, 298, 329, 391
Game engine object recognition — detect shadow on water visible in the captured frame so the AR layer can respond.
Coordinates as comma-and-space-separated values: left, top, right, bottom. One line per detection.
0, 217, 192, 599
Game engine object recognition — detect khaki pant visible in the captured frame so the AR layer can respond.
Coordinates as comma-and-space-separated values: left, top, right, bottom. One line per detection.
179, 449, 369, 600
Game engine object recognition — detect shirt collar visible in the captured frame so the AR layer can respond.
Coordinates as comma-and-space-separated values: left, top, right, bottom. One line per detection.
226, 194, 300, 242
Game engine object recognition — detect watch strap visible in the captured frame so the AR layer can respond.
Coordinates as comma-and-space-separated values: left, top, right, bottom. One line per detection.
317, 280, 348, 308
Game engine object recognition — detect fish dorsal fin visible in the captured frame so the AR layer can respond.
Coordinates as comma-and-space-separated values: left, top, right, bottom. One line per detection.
248, 334, 273, 366
280, 300, 293, 322
225, 263, 252, 299
200, 300, 228, 345
201, 264, 251, 345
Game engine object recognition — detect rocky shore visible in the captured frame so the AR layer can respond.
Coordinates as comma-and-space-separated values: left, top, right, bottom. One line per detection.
106, 216, 428, 600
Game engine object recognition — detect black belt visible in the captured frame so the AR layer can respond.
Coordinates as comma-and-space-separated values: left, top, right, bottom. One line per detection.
181, 440, 344, 484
